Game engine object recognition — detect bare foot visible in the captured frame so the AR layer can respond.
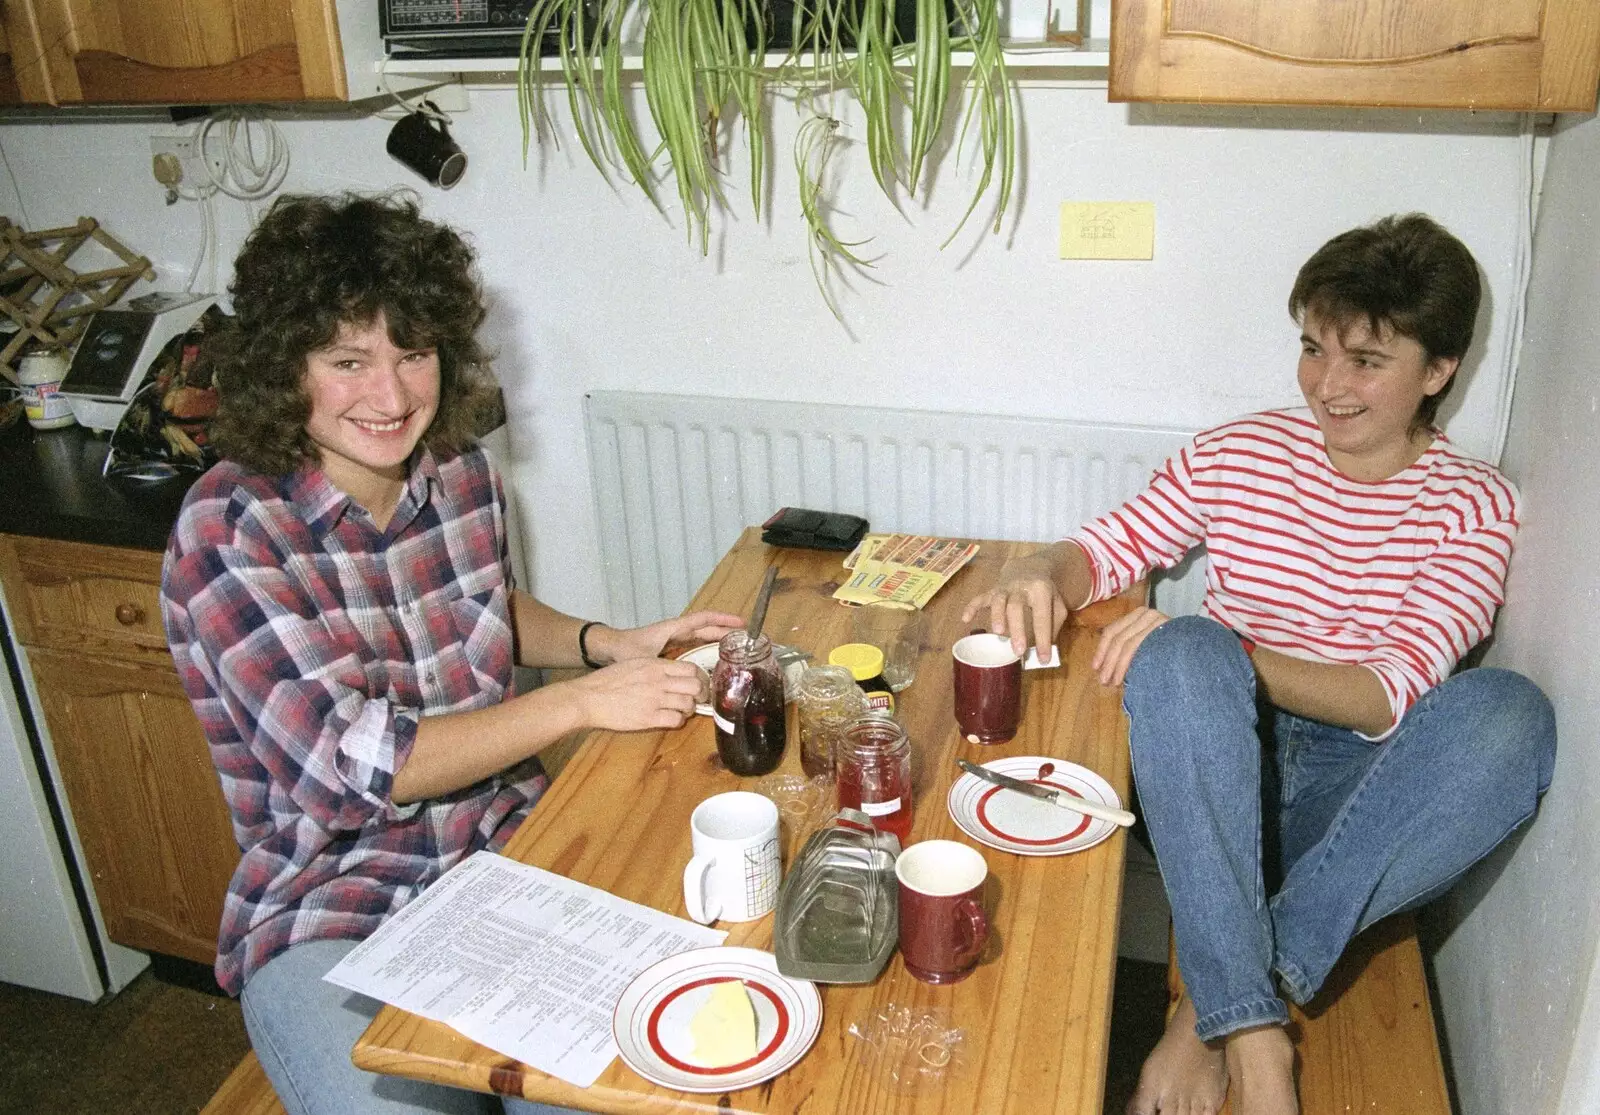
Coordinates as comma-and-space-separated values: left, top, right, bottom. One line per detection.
1126, 992, 1229, 1115
1224, 1024, 1298, 1115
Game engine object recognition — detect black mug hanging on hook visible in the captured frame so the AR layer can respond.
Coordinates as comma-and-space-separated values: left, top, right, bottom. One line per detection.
386, 105, 466, 189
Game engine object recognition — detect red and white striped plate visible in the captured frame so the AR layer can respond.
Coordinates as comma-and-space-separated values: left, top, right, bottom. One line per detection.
947, 756, 1122, 856
612, 947, 822, 1094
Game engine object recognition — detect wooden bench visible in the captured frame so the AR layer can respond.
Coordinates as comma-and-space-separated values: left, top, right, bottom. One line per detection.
1167, 913, 1451, 1113
200, 1051, 286, 1115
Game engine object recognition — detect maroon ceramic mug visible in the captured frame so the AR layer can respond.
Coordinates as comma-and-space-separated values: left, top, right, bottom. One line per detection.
896, 839, 990, 984
952, 632, 1022, 744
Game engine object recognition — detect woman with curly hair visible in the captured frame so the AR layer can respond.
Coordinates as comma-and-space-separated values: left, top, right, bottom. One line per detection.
160, 192, 740, 1115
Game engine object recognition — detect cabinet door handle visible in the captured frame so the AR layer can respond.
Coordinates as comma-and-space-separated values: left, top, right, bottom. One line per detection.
115, 603, 145, 627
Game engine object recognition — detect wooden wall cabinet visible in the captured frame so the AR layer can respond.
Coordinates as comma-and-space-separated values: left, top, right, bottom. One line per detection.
0, 535, 237, 966
0, 0, 351, 105
1110, 0, 1600, 111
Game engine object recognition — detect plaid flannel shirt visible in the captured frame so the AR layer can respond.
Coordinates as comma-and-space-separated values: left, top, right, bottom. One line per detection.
161, 444, 547, 995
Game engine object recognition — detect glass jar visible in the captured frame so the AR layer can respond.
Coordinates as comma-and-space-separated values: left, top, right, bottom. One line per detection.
827, 643, 895, 717
16, 344, 75, 430
797, 664, 865, 779
711, 630, 788, 776
836, 717, 913, 844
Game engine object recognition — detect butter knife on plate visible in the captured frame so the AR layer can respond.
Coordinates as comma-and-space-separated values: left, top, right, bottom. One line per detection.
955, 759, 1137, 828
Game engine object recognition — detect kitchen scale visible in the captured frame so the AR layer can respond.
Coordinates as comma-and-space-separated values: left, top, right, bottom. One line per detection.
59, 291, 216, 430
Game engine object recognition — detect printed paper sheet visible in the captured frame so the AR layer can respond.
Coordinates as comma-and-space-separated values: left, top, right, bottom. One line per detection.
324, 851, 725, 1088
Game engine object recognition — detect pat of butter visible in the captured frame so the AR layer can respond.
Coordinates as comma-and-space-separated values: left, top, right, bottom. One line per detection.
689, 979, 758, 1067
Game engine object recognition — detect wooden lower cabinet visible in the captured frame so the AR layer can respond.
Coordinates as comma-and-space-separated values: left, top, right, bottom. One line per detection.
0, 535, 237, 967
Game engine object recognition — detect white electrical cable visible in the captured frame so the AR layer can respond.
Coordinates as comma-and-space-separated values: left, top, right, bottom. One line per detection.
0, 138, 32, 228
377, 59, 454, 123
195, 109, 291, 201
181, 189, 210, 293
1488, 114, 1538, 466
205, 192, 219, 295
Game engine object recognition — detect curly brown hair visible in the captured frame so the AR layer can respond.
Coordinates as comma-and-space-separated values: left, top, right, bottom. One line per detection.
203, 191, 499, 476
1289, 213, 1481, 431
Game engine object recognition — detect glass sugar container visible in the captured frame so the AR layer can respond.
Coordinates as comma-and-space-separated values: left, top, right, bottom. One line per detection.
797, 665, 865, 779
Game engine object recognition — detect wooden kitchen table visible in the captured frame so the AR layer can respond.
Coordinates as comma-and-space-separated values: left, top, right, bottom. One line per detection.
353, 527, 1143, 1115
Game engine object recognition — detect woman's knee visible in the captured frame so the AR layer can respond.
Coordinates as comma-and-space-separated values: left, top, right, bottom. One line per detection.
1124, 615, 1258, 768
1428, 668, 1556, 789
1125, 614, 1243, 695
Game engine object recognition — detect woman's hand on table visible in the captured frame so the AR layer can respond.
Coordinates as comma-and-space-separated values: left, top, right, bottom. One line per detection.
566, 657, 706, 732
961, 551, 1070, 660
590, 611, 746, 663
1092, 606, 1171, 686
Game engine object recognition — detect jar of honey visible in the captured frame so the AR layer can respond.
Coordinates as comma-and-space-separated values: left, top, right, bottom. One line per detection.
797, 664, 864, 779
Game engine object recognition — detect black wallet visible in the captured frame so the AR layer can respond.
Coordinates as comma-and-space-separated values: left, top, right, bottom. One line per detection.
761, 507, 869, 551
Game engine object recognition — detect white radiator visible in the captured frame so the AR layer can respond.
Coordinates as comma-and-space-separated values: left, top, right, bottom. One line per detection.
583, 391, 1204, 627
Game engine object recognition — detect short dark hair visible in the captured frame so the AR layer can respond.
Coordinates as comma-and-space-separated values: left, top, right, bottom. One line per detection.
1289, 213, 1481, 429
204, 191, 499, 476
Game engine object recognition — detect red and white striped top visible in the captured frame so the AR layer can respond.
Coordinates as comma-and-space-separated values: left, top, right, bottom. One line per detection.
1069, 408, 1520, 738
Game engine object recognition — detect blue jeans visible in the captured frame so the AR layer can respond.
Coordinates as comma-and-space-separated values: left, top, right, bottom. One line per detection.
241, 938, 588, 1115
1124, 616, 1555, 1043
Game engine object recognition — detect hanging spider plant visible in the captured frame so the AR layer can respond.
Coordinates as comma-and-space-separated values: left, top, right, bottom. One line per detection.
794, 109, 876, 320
777, 0, 1012, 275
641, 0, 772, 251
518, 0, 771, 253
518, 0, 655, 197
516, 0, 1015, 299
943, 0, 1014, 241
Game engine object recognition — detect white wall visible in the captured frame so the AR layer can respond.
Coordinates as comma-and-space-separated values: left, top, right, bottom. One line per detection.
1430, 110, 1600, 1115
0, 89, 1537, 623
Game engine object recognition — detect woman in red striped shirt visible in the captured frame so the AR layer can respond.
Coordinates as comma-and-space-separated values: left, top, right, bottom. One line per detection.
964, 214, 1555, 1115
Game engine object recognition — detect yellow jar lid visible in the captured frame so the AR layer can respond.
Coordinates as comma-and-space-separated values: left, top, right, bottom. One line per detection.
828, 643, 885, 680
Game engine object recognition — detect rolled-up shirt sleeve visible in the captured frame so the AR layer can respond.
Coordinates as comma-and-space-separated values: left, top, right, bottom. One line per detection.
1358, 519, 1517, 740
166, 539, 422, 831
1069, 445, 1210, 604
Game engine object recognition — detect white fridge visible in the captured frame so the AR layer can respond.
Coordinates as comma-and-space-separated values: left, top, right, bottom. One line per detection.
0, 601, 146, 1001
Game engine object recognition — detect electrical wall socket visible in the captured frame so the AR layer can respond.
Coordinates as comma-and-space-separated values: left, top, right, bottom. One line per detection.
149, 133, 226, 188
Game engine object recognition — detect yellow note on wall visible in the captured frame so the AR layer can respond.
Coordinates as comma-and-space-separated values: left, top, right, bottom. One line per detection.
1058, 202, 1155, 260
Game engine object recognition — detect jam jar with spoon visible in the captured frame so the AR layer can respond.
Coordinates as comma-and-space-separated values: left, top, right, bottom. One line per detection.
711, 630, 788, 775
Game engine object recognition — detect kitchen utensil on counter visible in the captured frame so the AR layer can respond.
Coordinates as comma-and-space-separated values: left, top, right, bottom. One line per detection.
947, 756, 1125, 857
955, 759, 1136, 828
748, 565, 778, 640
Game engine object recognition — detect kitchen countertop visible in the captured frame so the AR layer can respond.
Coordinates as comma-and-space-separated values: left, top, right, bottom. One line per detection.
0, 419, 186, 552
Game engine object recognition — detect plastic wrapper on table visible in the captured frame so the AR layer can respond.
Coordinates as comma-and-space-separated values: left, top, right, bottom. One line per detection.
847, 1002, 967, 1094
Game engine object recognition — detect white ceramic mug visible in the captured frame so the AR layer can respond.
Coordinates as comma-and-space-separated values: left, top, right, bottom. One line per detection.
682, 791, 782, 924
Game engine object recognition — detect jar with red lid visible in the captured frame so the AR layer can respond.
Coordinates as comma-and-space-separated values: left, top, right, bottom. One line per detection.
836, 716, 913, 844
